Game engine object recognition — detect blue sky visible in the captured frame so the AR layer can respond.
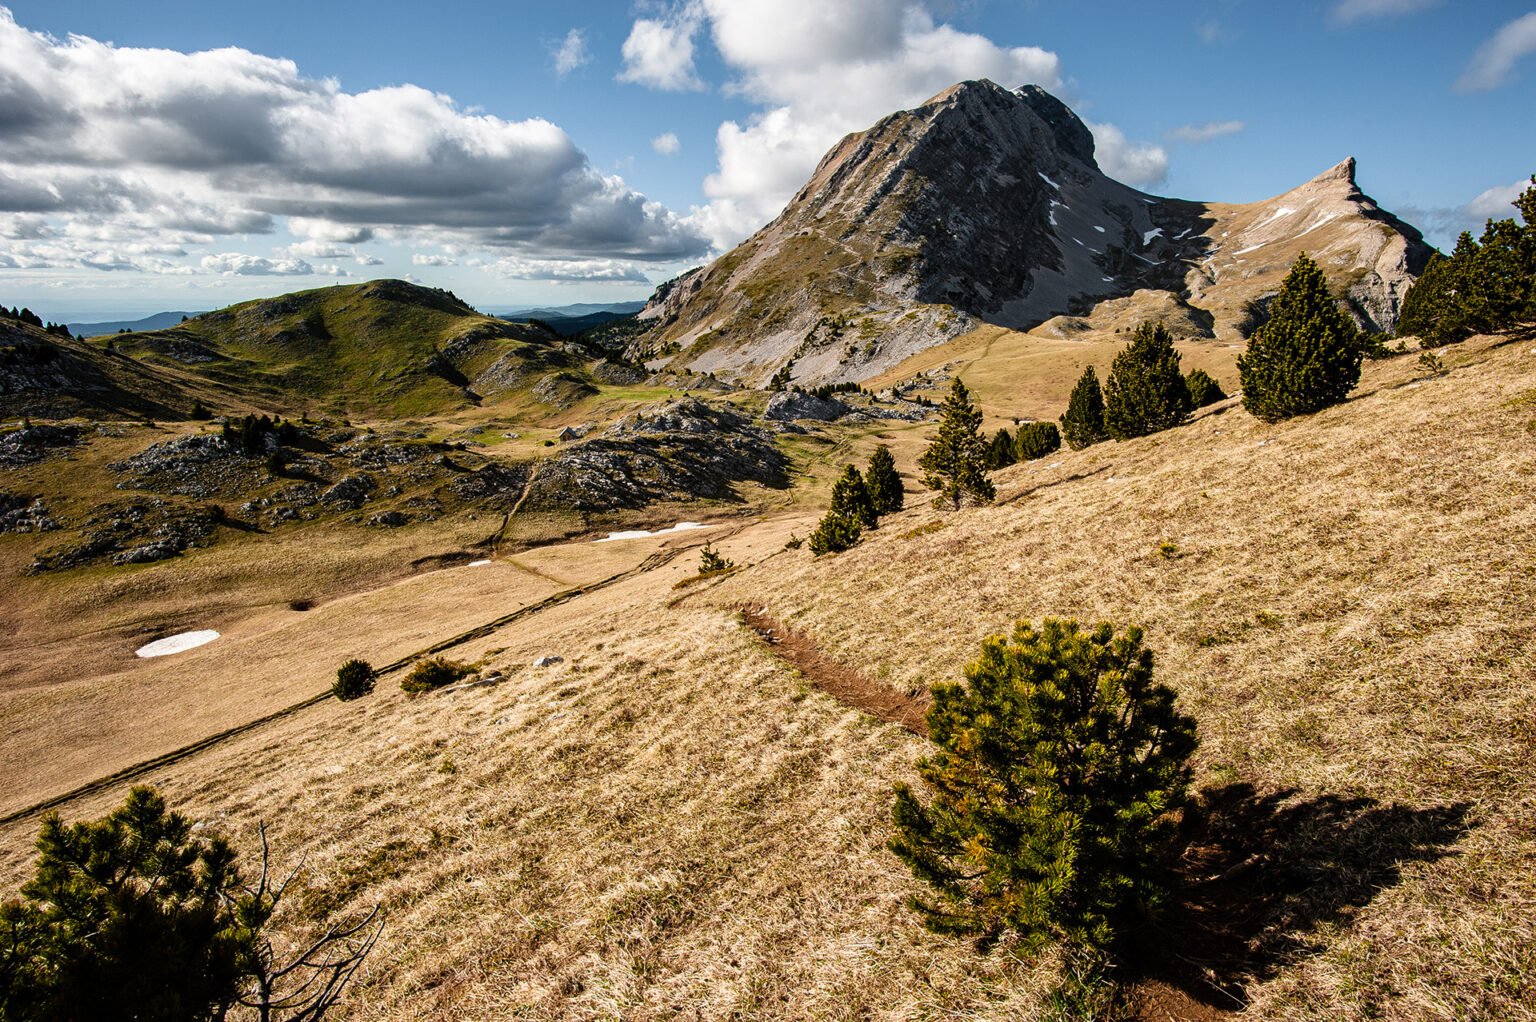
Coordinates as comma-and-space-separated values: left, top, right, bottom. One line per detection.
1, 0, 1532, 321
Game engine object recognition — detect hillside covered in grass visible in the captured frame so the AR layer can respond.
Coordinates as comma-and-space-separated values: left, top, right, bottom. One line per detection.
3, 330, 1531, 1020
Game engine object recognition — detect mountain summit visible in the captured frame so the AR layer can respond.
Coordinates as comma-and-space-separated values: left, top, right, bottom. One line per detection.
638, 80, 1432, 386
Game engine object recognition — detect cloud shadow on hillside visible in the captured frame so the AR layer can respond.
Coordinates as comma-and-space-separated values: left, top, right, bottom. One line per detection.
1129, 783, 1472, 1012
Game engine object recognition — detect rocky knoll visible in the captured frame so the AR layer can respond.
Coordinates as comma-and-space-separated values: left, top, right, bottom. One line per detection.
521, 398, 790, 512
637, 80, 1432, 386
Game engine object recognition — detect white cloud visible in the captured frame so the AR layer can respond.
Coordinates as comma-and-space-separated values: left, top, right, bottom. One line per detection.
1167, 120, 1245, 144
651, 132, 681, 156
1466, 178, 1530, 219
355, 253, 384, 266
1086, 122, 1168, 187
0, 9, 707, 279
482, 257, 650, 282
412, 253, 457, 266
1331, 0, 1440, 24
552, 28, 590, 76
617, 5, 706, 91
657, 0, 1064, 248
200, 253, 314, 276
1456, 12, 1536, 92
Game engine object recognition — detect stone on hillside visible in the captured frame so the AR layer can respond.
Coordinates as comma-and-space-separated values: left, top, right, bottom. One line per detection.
765, 391, 854, 421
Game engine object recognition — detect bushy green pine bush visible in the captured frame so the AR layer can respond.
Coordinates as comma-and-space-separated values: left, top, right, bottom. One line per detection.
333, 658, 376, 701
985, 428, 1017, 470
890, 618, 1198, 955
1238, 252, 1363, 422
1184, 368, 1227, 408
1059, 366, 1108, 450
828, 464, 879, 530
808, 510, 862, 556
1013, 421, 1061, 461
1104, 322, 1191, 439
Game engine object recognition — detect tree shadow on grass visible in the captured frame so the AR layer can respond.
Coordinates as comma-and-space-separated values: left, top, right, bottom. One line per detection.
1128, 783, 1473, 1013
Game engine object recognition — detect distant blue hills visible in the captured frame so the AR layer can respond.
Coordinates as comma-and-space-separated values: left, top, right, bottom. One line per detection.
68, 311, 203, 336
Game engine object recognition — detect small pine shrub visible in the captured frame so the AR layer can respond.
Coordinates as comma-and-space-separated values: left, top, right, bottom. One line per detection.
698, 542, 735, 574
918, 379, 994, 509
783, 533, 804, 550
1014, 421, 1061, 461
985, 428, 1017, 470
1417, 350, 1446, 376
1184, 368, 1226, 408
829, 464, 879, 530
333, 658, 376, 701
809, 510, 862, 556
401, 656, 472, 694
890, 618, 1198, 955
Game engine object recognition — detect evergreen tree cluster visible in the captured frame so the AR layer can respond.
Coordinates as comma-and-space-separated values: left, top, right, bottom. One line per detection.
1397, 175, 1536, 346
1238, 252, 1363, 422
220, 414, 301, 458
918, 379, 995, 510
890, 619, 1198, 955
0, 305, 73, 341
985, 422, 1062, 469
809, 445, 904, 556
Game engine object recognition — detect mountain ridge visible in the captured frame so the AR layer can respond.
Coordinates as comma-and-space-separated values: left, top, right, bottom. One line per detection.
637, 80, 1432, 387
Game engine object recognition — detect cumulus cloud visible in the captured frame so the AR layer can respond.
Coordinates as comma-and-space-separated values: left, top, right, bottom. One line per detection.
412, 253, 457, 266
1331, 0, 1440, 24
651, 132, 681, 155
1086, 122, 1168, 187
482, 257, 650, 282
200, 253, 314, 276
1466, 178, 1531, 218
355, 253, 384, 266
658, 0, 1065, 247
0, 8, 707, 278
1456, 12, 1536, 92
617, 5, 706, 91
1167, 120, 1245, 143
552, 28, 590, 76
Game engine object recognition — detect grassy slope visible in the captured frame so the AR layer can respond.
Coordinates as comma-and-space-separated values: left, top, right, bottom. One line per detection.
1, 335, 1533, 1019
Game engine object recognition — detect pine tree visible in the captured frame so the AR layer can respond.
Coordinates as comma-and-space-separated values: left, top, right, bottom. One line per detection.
1059, 366, 1108, 449
890, 619, 1198, 955
828, 464, 879, 530
865, 444, 904, 515
1104, 322, 1191, 439
918, 379, 994, 509
1238, 252, 1363, 422
809, 510, 862, 556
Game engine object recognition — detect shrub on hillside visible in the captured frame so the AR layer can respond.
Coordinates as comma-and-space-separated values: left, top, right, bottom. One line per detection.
1013, 421, 1061, 461
1184, 368, 1226, 408
333, 658, 377, 701
809, 510, 862, 556
890, 618, 1198, 955
698, 542, 735, 574
400, 656, 473, 694
1104, 322, 1191, 439
985, 428, 1017, 470
829, 464, 879, 530
1060, 366, 1108, 449
1238, 252, 1363, 422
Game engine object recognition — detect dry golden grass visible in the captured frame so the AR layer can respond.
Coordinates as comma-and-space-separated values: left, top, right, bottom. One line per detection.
0, 335, 1532, 1019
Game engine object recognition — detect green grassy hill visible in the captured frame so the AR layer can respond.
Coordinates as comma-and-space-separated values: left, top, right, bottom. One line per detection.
109, 279, 591, 418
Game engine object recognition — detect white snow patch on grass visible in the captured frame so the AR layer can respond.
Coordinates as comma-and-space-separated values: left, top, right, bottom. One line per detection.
1234, 243, 1265, 256
1254, 206, 1296, 230
596, 521, 712, 543
1174, 228, 1192, 240
1037, 171, 1061, 190
136, 630, 220, 658
467, 559, 493, 567
1297, 211, 1344, 237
